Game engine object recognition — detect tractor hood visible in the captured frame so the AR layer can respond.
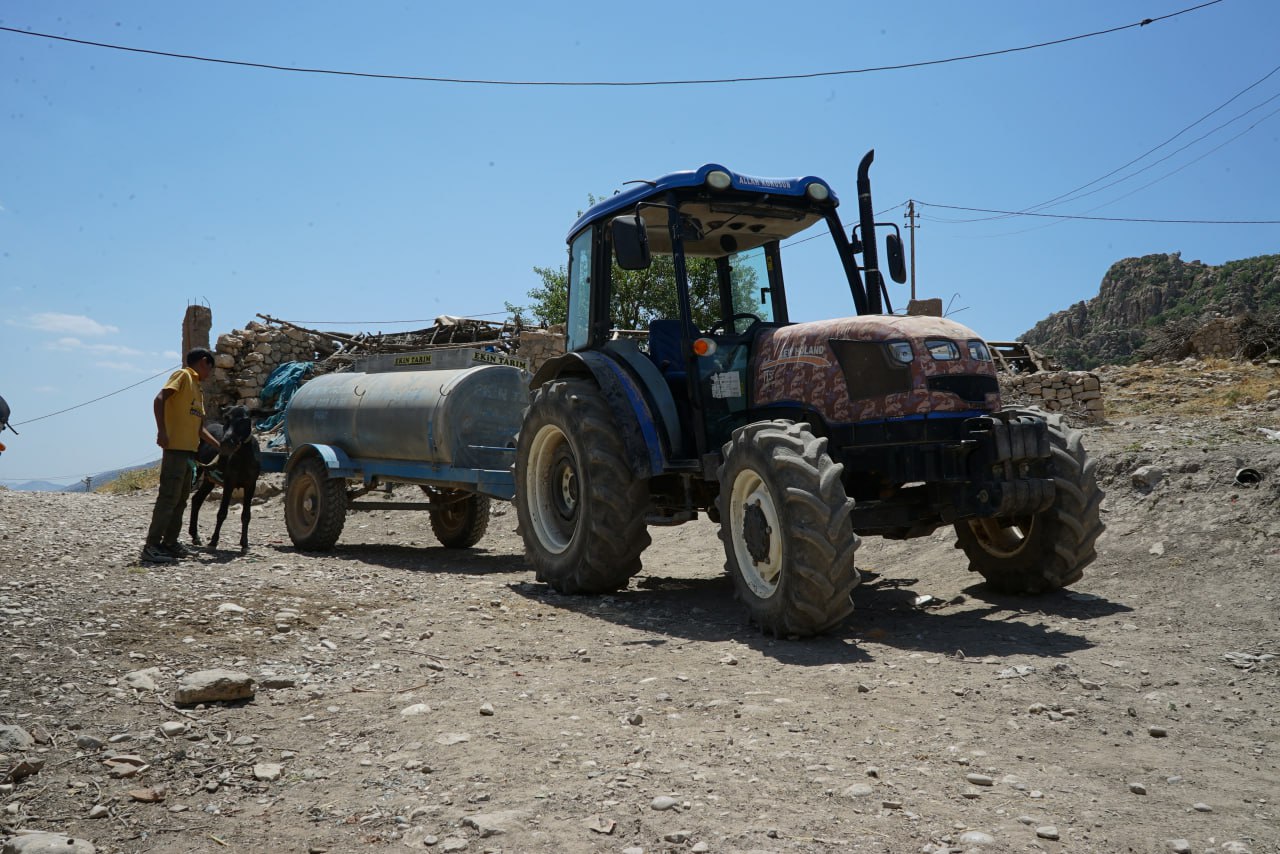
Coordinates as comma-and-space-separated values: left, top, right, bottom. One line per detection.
751, 315, 1001, 425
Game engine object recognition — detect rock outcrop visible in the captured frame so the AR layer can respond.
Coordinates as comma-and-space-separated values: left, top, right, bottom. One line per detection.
1022, 253, 1280, 368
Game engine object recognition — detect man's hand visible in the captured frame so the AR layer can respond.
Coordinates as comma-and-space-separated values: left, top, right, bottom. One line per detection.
156, 428, 169, 449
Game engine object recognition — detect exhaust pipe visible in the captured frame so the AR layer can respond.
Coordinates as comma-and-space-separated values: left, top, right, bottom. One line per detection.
856, 151, 884, 314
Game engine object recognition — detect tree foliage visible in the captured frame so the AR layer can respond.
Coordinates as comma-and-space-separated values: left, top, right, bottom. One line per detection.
509, 195, 767, 330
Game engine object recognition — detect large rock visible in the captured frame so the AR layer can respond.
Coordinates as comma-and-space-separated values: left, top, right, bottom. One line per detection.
0, 725, 34, 752
3, 832, 96, 854
174, 669, 255, 705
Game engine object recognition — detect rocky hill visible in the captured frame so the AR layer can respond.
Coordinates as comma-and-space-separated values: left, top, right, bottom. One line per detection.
1022, 252, 1280, 368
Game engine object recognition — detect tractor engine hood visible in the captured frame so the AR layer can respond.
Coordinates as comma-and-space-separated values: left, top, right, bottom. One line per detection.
751, 315, 1001, 425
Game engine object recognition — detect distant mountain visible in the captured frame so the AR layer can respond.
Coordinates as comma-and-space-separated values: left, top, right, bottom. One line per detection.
2, 459, 159, 493
4, 479, 76, 492
1022, 253, 1280, 369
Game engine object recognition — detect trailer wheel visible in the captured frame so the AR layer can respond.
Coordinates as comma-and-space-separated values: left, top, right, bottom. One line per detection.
515, 378, 650, 593
424, 487, 490, 549
285, 456, 347, 551
717, 420, 860, 637
954, 409, 1104, 593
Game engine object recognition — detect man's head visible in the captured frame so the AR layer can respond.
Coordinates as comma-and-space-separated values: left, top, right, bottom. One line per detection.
185, 348, 216, 381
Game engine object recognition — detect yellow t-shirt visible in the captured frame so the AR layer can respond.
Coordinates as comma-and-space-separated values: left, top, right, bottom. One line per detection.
162, 367, 206, 452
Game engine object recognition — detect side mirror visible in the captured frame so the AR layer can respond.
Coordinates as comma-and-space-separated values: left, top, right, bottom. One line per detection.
612, 215, 651, 270
885, 233, 907, 284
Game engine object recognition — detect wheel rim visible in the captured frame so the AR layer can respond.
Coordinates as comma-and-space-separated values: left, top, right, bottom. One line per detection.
289, 472, 320, 536
525, 423, 579, 554
428, 489, 468, 535
968, 515, 1037, 558
729, 468, 783, 598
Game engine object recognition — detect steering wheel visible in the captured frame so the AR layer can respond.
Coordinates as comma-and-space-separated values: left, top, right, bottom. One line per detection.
708, 313, 762, 336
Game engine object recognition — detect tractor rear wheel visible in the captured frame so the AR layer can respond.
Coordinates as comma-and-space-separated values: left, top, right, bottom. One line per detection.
285, 456, 347, 551
424, 487, 490, 549
515, 378, 650, 593
954, 409, 1104, 593
717, 420, 860, 637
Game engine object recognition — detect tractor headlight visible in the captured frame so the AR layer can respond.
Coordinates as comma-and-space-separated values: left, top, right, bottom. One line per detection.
887, 341, 914, 363
805, 181, 830, 201
967, 340, 992, 361
706, 170, 732, 190
925, 339, 961, 361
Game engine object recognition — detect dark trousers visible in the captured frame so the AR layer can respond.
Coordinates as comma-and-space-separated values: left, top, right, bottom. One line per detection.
145, 449, 195, 546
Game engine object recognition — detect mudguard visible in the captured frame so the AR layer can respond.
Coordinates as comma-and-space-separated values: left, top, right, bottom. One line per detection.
284, 443, 358, 479
530, 350, 675, 479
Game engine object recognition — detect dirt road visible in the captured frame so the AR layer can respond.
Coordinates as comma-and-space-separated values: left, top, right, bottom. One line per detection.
2, 366, 1278, 854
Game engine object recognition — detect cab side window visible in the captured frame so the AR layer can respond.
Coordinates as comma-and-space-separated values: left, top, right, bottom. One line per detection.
566, 229, 593, 352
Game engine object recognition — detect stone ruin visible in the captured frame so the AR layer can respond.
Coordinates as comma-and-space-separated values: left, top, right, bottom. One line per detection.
199, 313, 566, 417
998, 370, 1105, 424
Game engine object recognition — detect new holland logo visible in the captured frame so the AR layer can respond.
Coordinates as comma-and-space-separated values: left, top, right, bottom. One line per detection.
761, 342, 828, 372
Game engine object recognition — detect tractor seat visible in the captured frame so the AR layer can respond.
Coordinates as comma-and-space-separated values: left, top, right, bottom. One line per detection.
647, 318, 700, 380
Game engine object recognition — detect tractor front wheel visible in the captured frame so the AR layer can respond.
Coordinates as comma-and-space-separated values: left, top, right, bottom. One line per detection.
515, 378, 650, 593
954, 408, 1104, 593
717, 420, 860, 637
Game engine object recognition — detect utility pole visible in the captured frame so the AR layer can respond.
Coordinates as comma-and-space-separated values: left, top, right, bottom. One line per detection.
905, 200, 919, 301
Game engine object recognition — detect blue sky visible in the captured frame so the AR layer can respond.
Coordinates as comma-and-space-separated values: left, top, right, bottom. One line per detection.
2, 0, 1277, 485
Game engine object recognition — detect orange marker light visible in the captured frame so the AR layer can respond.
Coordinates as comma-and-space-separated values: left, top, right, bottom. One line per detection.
692, 338, 716, 357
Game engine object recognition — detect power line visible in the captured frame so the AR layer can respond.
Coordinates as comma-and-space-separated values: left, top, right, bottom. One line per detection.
781, 202, 908, 249
944, 59, 1280, 224
916, 203, 1279, 225
958, 100, 1280, 237
0, 2, 1224, 87
0, 450, 162, 483
11, 365, 179, 429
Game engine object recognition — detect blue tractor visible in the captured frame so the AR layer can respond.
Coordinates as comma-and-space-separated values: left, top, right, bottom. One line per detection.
513, 152, 1103, 637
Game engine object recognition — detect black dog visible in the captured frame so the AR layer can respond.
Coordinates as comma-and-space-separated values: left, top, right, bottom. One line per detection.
189, 405, 262, 552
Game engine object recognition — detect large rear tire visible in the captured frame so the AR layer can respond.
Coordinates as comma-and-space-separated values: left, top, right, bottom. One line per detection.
954, 409, 1104, 593
515, 378, 651, 593
717, 421, 860, 637
425, 487, 490, 549
285, 456, 347, 551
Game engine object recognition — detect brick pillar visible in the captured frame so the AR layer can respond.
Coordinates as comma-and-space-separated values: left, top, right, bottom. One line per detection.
182, 305, 212, 357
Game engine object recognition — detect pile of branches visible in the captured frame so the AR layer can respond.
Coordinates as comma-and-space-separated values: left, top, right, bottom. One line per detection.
1235, 313, 1280, 360
1134, 312, 1280, 363
1134, 316, 1202, 362
257, 313, 532, 371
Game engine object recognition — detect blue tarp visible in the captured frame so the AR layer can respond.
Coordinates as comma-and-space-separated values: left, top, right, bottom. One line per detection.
257, 361, 314, 437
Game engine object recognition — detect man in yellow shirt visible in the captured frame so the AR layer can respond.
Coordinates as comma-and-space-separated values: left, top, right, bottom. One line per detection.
141, 348, 220, 564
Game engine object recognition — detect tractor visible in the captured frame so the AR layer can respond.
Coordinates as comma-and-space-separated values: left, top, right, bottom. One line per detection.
514, 151, 1103, 637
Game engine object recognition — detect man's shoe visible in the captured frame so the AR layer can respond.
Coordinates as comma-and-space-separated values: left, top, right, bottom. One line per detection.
161, 541, 195, 559
140, 544, 176, 564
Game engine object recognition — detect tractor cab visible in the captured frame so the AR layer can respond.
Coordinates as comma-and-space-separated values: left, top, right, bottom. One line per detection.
551, 159, 904, 470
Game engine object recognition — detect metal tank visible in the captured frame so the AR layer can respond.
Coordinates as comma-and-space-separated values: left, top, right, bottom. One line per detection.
285, 359, 529, 471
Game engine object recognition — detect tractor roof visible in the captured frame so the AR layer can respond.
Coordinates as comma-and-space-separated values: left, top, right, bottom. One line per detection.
568, 165, 838, 243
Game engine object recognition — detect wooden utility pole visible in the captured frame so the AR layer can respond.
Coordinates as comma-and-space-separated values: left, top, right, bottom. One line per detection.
905, 200, 919, 301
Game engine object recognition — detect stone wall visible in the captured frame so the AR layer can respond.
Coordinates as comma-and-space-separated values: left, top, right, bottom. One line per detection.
210, 322, 337, 414
999, 370, 1105, 423
516, 326, 567, 375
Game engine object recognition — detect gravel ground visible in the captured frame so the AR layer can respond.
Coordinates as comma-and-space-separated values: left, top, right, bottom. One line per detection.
2, 362, 1278, 854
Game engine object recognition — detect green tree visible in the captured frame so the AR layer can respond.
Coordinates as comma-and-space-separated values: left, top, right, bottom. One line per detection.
522, 243, 759, 331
